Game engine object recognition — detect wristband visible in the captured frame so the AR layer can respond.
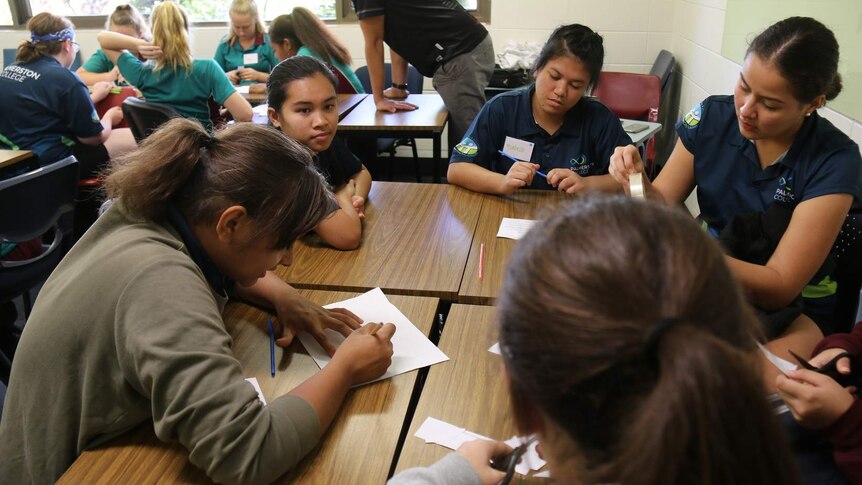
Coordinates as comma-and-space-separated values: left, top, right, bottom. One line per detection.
391, 82, 408, 90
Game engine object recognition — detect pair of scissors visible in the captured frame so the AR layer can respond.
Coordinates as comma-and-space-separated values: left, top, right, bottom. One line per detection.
490, 436, 537, 485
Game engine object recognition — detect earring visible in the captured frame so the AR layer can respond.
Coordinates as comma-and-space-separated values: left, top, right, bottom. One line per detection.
806, 112, 812, 117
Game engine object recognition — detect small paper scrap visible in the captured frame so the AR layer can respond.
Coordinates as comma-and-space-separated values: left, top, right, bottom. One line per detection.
245, 377, 266, 405
497, 218, 537, 240
488, 342, 501, 355
757, 342, 798, 375
414, 417, 547, 477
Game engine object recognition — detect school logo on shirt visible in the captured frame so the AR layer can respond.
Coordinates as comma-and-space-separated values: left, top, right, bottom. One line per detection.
454, 137, 479, 157
773, 176, 796, 204
569, 154, 593, 176
683, 103, 702, 128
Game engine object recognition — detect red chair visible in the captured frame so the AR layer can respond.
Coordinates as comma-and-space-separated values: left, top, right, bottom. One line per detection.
93, 86, 139, 129
331, 66, 358, 94
591, 72, 661, 173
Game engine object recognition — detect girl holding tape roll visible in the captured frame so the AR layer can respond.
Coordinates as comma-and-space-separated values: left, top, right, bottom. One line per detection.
610, 17, 862, 362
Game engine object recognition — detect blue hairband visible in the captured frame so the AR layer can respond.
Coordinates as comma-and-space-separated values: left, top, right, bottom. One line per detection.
30, 27, 74, 43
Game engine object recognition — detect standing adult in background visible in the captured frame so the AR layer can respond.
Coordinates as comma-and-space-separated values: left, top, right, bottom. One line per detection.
77, 4, 150, 86
269, 7, 365, 93
214, 0, 277, 85
352, 0, 494, 149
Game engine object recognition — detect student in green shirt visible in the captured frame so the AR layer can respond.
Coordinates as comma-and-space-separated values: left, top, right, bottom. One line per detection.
77, 4, 149, 86
269, 7, 365, 94
214, 0, 277, 86
98, 1, 252, 129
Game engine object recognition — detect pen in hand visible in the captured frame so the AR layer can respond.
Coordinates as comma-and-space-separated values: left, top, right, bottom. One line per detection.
497, 150, 547, 179
267, 318, 276, 377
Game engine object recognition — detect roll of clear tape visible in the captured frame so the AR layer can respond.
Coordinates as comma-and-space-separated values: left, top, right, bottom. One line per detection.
630, 172, 645, 199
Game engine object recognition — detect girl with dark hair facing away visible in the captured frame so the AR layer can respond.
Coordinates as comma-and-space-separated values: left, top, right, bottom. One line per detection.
77, 4, 150, 85
390, 196, 800, 485
214, 0, 277, 85
98, 0, 253, 129
268, 56, 371, 250
268, 7, 364, 93
610, 17, 862, 377
0, 119, 396, 484
0, 12, 136, 177
448, 24, 631, 195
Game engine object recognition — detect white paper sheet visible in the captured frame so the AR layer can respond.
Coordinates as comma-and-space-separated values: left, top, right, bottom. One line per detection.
252, 103, 269, 115
496, 218, 537, 240
245, 377, 266, 405
413, 417, 547, 477
235, 85, 251, 94
296, 288, 449, 384
757, 342, 798, 374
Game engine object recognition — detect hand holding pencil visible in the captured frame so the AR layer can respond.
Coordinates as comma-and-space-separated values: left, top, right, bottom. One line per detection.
330, 323, 397, 384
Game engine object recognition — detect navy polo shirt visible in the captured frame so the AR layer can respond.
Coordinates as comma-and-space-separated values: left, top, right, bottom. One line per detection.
679, 95, 862, 233
0, 56, 102, 165
450, 86, 632, 190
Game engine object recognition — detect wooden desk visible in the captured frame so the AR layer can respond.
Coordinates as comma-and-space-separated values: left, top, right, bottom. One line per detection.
338, 94, 449, 183
458, 190, 567, 305
239, 85, 267, 105
0, 149, 35, 173
58, 290, 440, 485
281, 181, 484, 300
250, 94, 368, 125
394, 304, 543, 483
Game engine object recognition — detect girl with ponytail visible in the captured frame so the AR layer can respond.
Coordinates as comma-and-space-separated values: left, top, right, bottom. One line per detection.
391, 196, 800, 484
0, 119, 396, 484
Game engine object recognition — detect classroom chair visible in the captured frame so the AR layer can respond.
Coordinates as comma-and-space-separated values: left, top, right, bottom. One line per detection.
0, 156, 79, 319
831, 212, 862, 332
355, 64, 424, 181
591, 72, 662, 175
121, 97, 181, 143
332, 67, 358, 94
649, 50, 675, 100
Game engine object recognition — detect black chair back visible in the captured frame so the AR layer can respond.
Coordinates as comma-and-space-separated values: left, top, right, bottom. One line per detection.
649, 49, 675, 97
122, 97, 181, 143
0, 156, 79, 308
832, 213, 862, 329
355, 63, 424, 94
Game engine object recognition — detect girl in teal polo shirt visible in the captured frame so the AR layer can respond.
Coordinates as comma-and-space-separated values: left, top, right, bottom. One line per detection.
76, 4, 149, 86
610, 18, 862, 385
97, 1, 252, 129
213, 0, 277, 85
268, 7, 365, 94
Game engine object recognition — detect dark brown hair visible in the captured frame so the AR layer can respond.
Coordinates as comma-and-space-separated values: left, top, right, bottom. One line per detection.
535, 24, 604, 89
16, 13, 72, 64
269, 7, 352, 66
747, 16, 842, 102
104, 118, 332, 249
498, 196, 800, 485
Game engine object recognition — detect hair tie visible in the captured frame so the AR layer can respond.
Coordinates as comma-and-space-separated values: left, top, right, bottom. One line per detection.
30, 27, 74, 43
645, 317, 683, 364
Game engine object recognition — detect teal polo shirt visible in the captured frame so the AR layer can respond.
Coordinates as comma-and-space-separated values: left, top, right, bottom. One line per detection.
296, 46, 364, 94
117, 52, 236, 130
213, 33, 277, 85
81, 49, 114, 73
450, 86, 632, 189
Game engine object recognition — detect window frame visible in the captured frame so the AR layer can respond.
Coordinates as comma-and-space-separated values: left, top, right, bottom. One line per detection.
1, 0, 490, 28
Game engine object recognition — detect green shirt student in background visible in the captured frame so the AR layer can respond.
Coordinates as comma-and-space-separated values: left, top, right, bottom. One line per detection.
76, 4, 150, 86
213, 0, 277, 85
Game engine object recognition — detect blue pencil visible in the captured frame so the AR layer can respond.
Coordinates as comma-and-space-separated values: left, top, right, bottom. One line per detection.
267, 318, 276, 377
497, 150, 547, 178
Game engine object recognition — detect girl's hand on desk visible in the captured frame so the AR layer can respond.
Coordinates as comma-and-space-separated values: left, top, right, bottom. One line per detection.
274, 294, 363, 354
137, 44, 162, 60
548, 168, 588, 195
351, 195, 366, 219
500, 161, 539, 194
776, 369, 855, 429
331, 323, 395, 384
375, 98, 418, 113
457, 439, 511, 485
239, 68, 265, 83
227, 70, 240, 84
608, 144, 645, 190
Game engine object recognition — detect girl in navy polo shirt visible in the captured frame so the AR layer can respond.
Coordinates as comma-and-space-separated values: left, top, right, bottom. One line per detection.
610, 18, 862, 382
0, 13, 135, 177
214, 0, 277, 85
448, 24, 631, 196
267, 56, 371, 250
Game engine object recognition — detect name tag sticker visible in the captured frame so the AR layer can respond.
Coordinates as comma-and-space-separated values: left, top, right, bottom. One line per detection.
243, 53, 259, 65
503, 136, 535, 161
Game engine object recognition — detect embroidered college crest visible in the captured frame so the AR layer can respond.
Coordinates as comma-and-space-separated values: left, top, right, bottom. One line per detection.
683, 103, 702, 128
454, 137, 479, 157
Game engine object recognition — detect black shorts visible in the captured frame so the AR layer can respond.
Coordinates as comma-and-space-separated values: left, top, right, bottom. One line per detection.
72, 142, 110, 179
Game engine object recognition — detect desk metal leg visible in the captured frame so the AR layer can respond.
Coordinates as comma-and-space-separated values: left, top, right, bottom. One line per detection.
433, 135, 441, 184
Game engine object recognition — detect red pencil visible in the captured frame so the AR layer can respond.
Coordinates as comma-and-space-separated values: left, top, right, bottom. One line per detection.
479, 242, 485, 281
